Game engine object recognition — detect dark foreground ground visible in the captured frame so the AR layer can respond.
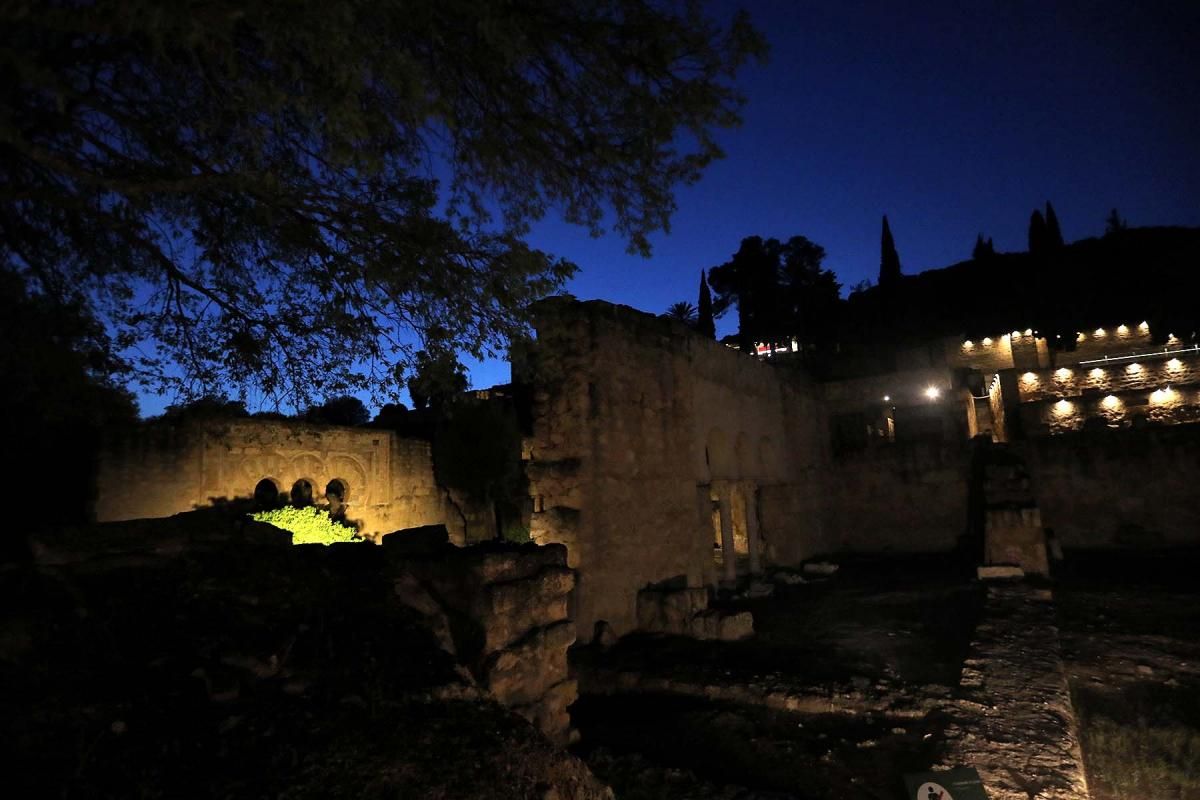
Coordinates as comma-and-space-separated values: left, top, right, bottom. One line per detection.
571, 551, 1200, 800
571, 555, 984, 799
1056, 551, 1200, 800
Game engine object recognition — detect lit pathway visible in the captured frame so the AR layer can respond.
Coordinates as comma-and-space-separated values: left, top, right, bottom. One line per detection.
938, 585, 1090, 799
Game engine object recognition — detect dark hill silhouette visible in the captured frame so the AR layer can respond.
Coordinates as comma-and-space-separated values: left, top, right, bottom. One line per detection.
843, 226, 1200, 350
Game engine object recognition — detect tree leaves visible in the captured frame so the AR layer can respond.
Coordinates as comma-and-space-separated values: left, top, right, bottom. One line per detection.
1, 0, 764, 408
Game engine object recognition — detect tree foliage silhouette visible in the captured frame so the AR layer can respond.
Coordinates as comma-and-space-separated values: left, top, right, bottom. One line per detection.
663, 302, 699, 326
708, 235, 839, 351
1028, 210, 1049, 254
1045, 202, 1065, 248
879, 216, 902, 287
1105, 208, 1127, 235
973, 234, 995, 260
0, 1, 765, 407
696, 270, 717, 339
304, 396, 371, 427
406, 349, 469, 411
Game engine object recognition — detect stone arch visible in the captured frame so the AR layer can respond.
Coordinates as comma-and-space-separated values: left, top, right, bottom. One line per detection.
290, 478, 315, 506
254, 477, 281, 509
325, 478, 349, 519
705, 428, 735, 480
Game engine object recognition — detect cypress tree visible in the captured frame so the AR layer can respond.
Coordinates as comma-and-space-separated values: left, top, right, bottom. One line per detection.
973, 234, 987, 260
1045, 201, 1064, 248
1028, 209, 1048, 254
697, 269, 716, 339
879, 215, 902, 287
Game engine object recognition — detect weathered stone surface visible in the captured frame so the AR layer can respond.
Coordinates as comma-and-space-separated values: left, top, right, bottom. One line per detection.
937, 586, 1090, 800
977, 565, 1025, 581
95, 418, 451, 540
717, 611, 754, 641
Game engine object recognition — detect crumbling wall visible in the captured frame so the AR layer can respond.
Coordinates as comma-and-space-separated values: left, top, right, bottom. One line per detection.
1018, 424, 1200, 548
525, 299, 824, 641
30, 513, 578, 746
95, 419, 444, 538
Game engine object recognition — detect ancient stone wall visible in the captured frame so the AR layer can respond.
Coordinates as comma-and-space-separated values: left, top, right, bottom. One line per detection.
95, 419, 445, 539
525, 299, 824, 640
819, 441, 971, 553
31, 513, 578, 746
1018, 424, 1200, 548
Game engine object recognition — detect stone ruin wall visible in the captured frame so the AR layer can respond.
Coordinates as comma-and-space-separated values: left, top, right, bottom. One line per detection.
525, 299, 825, 641
1018, 424, 1200, 549
819, 441, 972, 554
95, 419, 447, 540
32, 515, 577, 746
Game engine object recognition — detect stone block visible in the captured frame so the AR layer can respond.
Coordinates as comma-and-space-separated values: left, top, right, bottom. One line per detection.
977, 565, 1025, 581
718, 611, 755, 641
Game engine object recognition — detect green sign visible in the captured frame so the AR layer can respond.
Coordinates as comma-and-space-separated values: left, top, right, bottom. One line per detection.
903, 767, 989, 800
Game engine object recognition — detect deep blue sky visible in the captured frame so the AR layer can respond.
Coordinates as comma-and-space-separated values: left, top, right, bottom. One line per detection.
136, 1, 1200, 415
457, 0, 1200, 393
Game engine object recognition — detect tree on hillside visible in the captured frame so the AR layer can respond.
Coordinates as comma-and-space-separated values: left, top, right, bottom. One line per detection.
1105, 208, 1127, 235
708, 234, 839, 351
778, 235, 840, 347
1045, 202, 1065, 249
1028, 209, 1049, 254
406, 349, 469, 411
708, 236, 785, 351
663, 302, 699, 326
973, 234, 996, 260
879, 216, 902, 287
304, 396, 370, 427
0, 1, 766, 408
696, 270, 717, 339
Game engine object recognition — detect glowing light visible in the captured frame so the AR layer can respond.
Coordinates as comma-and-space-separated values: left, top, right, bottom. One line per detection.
1139, 321, 1150, 331
1168, 333, 1179, 343
1076, 332, 1086, 342
925, 386, 941, 399
1021, 371, 1038, 384
1167, 358, 1183, 370
1094, 328, 1106, 337
1089, 368, 1106, 379
1053, 399, 1073, 415
1127, 363, 1142, 373
1024, 328, 1033, 336
1102, 395, 1121, 409
1117, 324, 1129, 334
1054, 368, 1073, 379
982, 337, 993, 346
963, 340, 974, 349
1011, 330, 1022, 339
1150, 387, 1177, 403
1002, 333, 1011, 342
883, 395, 891, 402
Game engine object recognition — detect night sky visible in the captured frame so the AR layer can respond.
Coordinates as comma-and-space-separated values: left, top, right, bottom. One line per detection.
141, 1, 1200, 414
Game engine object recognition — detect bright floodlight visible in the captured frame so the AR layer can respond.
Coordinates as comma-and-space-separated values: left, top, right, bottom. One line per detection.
925, 386, 941, 399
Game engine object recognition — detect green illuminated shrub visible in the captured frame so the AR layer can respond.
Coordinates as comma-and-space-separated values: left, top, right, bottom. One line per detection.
251, 506, 362, 545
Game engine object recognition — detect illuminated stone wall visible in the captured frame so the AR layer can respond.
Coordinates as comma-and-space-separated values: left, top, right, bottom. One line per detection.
525, 299, 826, 640
1020, 424, 1200, 548
96, 419, 446, 539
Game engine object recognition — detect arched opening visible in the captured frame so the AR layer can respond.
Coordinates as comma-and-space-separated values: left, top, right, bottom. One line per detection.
290, 478, 314, 506
254, 478, 280, 509
325, 478, 349, 519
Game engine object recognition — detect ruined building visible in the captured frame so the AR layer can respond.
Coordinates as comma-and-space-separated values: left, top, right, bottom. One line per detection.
96, 227, 1200, 644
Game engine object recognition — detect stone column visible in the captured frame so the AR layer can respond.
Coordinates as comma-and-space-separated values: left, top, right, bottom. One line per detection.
716, 482, 737, 584
744, 482, 761, 575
